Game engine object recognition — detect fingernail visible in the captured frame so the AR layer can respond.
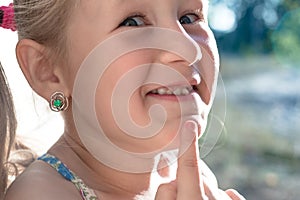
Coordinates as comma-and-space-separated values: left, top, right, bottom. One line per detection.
184, 120, 197, 132
170, 180, 177, 186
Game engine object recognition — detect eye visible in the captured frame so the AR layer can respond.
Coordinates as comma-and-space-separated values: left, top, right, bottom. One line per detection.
119, 15, 146, 27
179, 14, 199, 25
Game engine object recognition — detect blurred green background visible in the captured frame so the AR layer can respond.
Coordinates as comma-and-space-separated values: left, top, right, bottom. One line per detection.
203, 0, 300, 199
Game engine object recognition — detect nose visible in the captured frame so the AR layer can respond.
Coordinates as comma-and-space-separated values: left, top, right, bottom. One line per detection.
151, 17, 217, 105
153, 21, 202, 67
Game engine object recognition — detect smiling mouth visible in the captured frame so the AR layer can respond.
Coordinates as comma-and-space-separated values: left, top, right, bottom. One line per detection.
147, 85, 198, 96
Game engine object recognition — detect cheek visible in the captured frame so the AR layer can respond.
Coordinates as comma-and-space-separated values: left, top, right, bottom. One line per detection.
64, 49, 98, 94
189, 22, 219, 62
92, 53, 186, 151
197, 47, 218, 106
94, 50, 157, 119
188, 24, 219, 105
95, 73, 182, 152
94, 51, 154, 133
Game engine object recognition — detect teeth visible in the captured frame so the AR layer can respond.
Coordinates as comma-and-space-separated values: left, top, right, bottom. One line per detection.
150, 86, 194, 96
182, 88, 190, 95
158, 88, 167, 95
173, 88, 182, 96
166, 90, 173, 95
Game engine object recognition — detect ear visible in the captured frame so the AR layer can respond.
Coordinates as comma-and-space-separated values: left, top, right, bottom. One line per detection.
16, 39, 70, 102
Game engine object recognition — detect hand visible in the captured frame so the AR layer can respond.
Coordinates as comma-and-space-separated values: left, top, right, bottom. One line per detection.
155, 121, 246, 200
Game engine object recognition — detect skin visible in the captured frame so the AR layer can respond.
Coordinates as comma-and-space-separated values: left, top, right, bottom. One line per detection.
5, 0, 245, 199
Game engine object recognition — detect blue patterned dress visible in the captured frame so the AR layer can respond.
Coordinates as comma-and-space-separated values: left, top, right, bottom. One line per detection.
38, 154, 98, 200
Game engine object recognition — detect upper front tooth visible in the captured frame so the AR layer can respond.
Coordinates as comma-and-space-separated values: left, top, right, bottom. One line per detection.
158, 88, 167, 95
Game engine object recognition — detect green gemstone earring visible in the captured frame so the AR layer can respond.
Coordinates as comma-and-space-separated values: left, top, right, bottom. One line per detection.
49, 92, 69, 112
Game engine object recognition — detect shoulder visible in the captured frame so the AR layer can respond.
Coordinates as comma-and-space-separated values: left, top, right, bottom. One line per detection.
5, 160, 82, 200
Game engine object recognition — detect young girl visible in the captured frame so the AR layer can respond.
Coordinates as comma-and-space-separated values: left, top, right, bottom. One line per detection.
2, 1, 245, 199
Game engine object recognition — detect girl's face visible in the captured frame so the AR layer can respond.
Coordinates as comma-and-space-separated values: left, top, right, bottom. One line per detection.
64, 0, 219, 154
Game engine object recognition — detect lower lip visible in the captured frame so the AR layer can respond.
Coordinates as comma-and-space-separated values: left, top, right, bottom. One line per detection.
146, 92, 197, 102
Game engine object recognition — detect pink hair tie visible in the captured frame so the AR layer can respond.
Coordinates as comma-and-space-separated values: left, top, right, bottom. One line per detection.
0, 3, 16, 31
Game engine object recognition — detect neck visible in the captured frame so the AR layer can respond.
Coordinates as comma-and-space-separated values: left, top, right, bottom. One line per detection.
48, 130, 176, 199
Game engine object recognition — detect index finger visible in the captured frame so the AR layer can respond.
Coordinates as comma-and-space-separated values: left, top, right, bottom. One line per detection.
176, 120, 205, 200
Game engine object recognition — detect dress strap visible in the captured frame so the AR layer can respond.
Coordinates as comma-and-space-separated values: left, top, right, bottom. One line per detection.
38, 154, 98, 200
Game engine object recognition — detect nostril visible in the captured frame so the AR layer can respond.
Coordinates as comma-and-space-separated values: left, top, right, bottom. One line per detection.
192, 85, 198, 92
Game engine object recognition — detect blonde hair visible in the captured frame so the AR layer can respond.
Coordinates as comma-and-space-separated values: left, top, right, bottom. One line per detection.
13, 0, 78, 61
0, 63, 16, 200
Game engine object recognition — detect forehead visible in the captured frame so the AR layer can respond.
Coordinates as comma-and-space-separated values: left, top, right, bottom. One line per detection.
77, 0, 207, 12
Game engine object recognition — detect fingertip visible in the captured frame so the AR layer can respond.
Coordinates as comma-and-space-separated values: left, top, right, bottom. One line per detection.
180, 120, 198, 149
184, 120, 197, 132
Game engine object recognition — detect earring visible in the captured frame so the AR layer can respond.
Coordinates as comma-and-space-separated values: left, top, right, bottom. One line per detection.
49, 92, 69, 112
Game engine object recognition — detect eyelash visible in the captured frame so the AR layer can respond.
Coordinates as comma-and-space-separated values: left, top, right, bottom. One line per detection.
118, 13, 148, 27
118, 10, 203, 28
183, 8, 205, 23
179, 13, 201, 25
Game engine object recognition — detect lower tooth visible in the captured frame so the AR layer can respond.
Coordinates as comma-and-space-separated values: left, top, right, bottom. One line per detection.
182, 88, 189, 95
166, 90, 172, 95
173, 89, 182, 96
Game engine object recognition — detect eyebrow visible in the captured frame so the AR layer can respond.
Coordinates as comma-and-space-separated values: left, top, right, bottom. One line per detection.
112, 0, 127, 6
110, 0, 138, 12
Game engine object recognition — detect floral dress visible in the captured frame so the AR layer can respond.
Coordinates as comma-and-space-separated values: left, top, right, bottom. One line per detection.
38, 154, 98, 200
